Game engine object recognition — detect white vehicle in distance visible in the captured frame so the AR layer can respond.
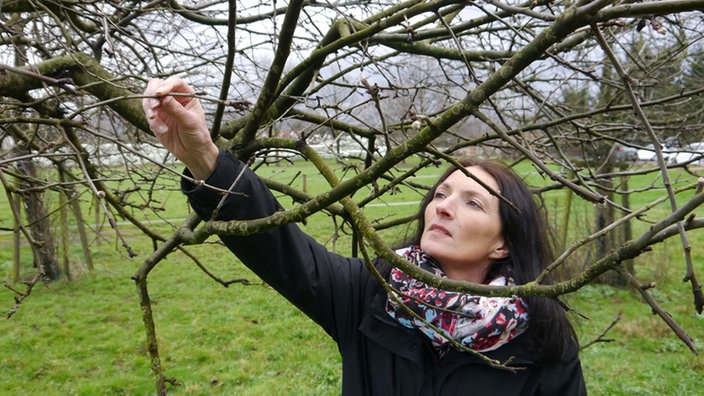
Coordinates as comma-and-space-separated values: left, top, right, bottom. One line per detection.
636, 144, 673, 162
670, 142, 704, 165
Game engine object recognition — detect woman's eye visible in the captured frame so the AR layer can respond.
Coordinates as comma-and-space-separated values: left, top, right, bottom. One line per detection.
466, 199, 482, 208
433, 192, 446, 199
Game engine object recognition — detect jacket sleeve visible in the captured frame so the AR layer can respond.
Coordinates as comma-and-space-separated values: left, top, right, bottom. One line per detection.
181, 149, 375, 341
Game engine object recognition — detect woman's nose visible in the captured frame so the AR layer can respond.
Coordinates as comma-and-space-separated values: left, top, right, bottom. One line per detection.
435, 197, 454, 218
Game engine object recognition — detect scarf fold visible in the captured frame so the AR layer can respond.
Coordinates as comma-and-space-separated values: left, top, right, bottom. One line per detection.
385, 245, 529, 352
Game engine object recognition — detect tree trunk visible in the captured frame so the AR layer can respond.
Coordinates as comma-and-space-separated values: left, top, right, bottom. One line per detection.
619, 168, 635, 275
12, 192, 21, 281
15, 153, 61, 281
59, 184, 72, 281
69, 190, 94, 271
594, 162, 628, 286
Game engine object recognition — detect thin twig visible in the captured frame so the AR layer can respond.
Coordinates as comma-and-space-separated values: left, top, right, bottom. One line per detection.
616, 266, 697, 354
580, 312, 620, 351
211, 156, 254, 220
4, 273, 42, 319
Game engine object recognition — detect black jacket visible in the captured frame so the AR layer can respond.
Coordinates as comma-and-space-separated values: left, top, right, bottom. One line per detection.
183, 150, 587, 395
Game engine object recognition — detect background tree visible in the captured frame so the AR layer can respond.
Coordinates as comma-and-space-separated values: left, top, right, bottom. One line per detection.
1, 1, 704, 394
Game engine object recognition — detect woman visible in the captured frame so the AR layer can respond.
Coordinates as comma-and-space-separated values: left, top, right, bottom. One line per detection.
143, 77, 586, 395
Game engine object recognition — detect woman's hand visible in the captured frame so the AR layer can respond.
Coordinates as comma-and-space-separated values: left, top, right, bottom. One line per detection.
143, 76, 219, 180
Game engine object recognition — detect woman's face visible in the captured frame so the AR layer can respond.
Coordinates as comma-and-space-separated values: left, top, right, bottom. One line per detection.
420, 166, 508, 282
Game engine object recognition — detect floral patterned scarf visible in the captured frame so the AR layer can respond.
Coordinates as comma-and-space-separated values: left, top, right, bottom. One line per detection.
385, 245, 529, 352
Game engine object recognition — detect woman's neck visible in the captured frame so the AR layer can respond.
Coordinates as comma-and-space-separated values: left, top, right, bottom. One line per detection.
441, 264, 489, 284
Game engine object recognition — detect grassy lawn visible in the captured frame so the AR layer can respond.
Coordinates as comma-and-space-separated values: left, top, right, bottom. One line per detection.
1, 158, 703, 395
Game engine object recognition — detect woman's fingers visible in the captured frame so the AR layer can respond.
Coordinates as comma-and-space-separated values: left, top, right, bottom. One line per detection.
143, 77, 192, 135
142, 77, 208, 141
154, 76, 196, 104
141, 76, 217, 179
143, 79, 168, 134
151, 76, 177, 97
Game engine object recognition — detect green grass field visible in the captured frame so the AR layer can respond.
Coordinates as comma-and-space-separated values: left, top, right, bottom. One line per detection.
1, 158, 703, 395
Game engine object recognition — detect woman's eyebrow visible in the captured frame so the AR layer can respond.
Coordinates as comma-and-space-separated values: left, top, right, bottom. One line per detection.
462, 189, 490, 202
442, 178, 494, 198
436, 182, 451, 191
461, 183, 499, 203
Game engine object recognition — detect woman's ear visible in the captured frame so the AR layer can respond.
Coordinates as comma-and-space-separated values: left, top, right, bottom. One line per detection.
490, 240, 509, 260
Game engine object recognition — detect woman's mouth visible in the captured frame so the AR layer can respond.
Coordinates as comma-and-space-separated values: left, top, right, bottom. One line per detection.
428, 224, 451, 237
